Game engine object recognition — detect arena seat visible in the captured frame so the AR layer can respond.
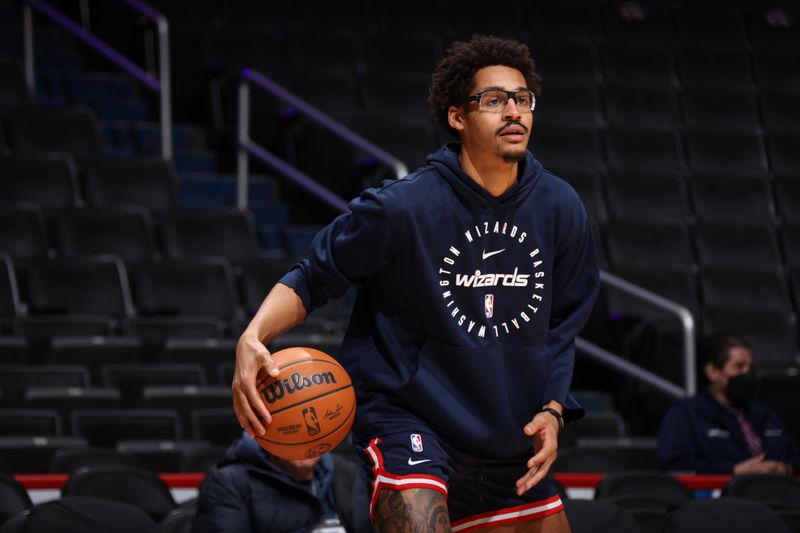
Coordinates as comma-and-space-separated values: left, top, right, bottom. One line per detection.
63, 465, 176, 521
674, 8, 747, 50
71, 409, 181, 447
685, 130, 769, 177
535, 42, 601, 86
605, 221, 694, 269
130, 258, 242, 339
760, 91, 800, 133
0, 474, 32, 526
775, 179, 800, 222
0, 206, 51, 268
693, 221, 782, 270
50, 446, 143, 474
363, 35, 441, 77
0, 365, 89, 408
681, 88, 760, 132
604, 128, 686, 175
784, 223, 800, 267
605, 173, 690, 223
159, 208, 260, 266
45, 336, 141, 383
0, 409, 61, 436
190, 408, 242, 446
82, 157, 179, 213
139, 385, 230, 435
115, 440, 210, 473
0, 59, 29, 111
532, 84, 603, 130
702, 307, 798, 367
563, 499, 640, 533
100, 364, 206, 408
159, 505, 196, 533
722, 474, 800, 511
179, 444, 226, 473
160, 338, 236, 385
753, 50, 800, 91
700, 268, 792, 315
531, 126, 604, 176
678, 48, 753, 90
7, 108, 101, 161
595, 471, 693, 502
603, 84, 680, 129
0, 497, 158, 533
0, 154, 80, 211
55, 208, 159, 264
23, 387, 121, 434
663, 498, 790, 533
604, 46, 675, 87
767, 132, 800, 177
553, 447, 627, 474
0, 436, 87, 474
689, 177, 775, 224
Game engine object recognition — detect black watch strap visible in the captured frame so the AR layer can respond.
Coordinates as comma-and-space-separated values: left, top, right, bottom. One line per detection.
538, 407, 564, 432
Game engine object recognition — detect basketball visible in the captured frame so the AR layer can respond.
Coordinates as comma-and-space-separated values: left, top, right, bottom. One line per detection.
254, 347, 355, 460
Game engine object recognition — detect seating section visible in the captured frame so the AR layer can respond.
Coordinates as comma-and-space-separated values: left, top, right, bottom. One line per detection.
1, 1, 800, 507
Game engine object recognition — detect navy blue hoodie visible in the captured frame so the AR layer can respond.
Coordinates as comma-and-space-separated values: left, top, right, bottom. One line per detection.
281, 144, 599, 459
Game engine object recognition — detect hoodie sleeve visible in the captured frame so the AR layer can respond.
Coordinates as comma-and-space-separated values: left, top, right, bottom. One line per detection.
540, 215, 599, 423
279, 188, 396, 314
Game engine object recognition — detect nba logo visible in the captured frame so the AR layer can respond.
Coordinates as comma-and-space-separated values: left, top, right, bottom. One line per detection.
410, 433, 424, 452
302, 406, 321, 436
485, 294, 494, 319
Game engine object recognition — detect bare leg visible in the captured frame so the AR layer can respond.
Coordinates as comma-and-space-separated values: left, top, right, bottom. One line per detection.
475, 510, 571, 533
374, 488, 451, 533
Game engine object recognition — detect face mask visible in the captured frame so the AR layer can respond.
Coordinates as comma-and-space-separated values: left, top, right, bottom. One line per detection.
724, 372, 756, 408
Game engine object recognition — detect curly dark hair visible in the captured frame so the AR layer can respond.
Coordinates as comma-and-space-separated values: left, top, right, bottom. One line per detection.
428, 34, 541, 138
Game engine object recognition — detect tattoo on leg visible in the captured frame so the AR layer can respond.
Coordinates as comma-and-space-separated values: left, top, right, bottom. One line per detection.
375, 488, 451, 533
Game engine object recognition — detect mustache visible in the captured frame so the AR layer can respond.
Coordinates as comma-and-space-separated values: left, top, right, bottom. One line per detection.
496, 121, 528, 135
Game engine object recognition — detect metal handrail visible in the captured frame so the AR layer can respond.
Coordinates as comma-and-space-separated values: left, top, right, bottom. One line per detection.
576, 338, 687, 400
236, 68, 408, 210
23, 0, 172, 160
600, 270, 696, 396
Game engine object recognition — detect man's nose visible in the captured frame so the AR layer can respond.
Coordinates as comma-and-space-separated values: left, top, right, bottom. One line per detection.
503, 97, 522, 120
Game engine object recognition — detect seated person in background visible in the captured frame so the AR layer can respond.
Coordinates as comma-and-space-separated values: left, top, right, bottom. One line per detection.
192, 433, 373, 533
657, 334, 800, 475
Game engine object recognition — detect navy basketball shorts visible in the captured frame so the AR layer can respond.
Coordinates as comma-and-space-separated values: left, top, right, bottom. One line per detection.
356, 430, 564, 531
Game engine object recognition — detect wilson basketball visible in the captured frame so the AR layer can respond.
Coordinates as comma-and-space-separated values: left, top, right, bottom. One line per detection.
254, 347, 355, 460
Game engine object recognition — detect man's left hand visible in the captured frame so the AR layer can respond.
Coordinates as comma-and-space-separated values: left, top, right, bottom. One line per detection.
515, 406, 561, 496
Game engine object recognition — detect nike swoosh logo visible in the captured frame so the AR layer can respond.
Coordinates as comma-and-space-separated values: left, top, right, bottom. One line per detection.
482, 248, 505, 260
407, 458, 432, 466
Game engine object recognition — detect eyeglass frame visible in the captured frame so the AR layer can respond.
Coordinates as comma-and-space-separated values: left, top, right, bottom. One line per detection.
463, 89, 536, 112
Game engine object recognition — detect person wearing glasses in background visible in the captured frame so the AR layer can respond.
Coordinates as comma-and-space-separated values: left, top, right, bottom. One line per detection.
658, 334, 800, 476
233, 34, 598, 532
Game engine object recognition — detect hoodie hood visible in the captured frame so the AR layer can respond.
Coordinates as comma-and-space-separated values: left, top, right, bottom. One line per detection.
427, 142, 542, 210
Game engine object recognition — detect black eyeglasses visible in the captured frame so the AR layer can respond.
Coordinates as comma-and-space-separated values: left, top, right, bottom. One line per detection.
464, 89, 536, 113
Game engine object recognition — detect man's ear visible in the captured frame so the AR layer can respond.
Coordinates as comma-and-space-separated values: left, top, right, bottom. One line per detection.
447, 105, 465, 132
703, 362, 718, 384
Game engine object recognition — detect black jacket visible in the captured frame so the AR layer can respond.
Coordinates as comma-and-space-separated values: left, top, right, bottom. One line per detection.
657, 391, 800, 474
192, 437, 374, 533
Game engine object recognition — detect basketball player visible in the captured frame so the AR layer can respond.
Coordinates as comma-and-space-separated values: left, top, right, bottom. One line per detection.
234, 35, 599, 532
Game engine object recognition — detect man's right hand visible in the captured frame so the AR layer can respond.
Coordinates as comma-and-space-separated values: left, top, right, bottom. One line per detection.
232, 332, 281, 437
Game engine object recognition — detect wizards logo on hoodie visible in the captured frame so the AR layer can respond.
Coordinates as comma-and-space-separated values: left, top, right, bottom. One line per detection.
438, 219, 547, 339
